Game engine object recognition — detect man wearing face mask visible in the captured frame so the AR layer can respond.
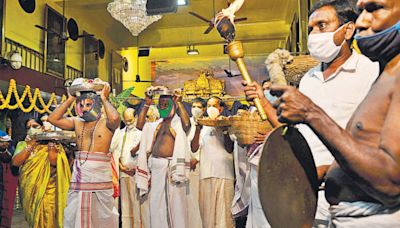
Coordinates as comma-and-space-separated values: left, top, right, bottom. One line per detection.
187, 97, 207, 228
48, 78, 121, 228
243, 0, 380, 227
191, 96, 235, 228
113, 108, 149, 228
12, 118, 71, 228
262, 78, 278, 104
301, 1, 380, 225
255, 0, 400, 226
188, 97, 207, 172
135, 87, 191, 228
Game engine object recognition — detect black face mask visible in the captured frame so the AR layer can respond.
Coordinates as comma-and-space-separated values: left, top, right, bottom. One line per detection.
355, 21, 400, 65
82, 111, 100, 122
76, 92, 102, 122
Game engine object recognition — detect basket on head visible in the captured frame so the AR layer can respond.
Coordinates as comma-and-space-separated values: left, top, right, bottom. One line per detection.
229, 112, 273, 145
69, 78, 105, 96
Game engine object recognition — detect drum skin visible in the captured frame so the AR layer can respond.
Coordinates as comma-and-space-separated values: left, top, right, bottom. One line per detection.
258, 126, 319, 228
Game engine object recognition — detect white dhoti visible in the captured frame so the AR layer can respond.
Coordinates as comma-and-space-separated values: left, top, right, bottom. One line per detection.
64, 152, 119, 228
199, 178, 235, 228
231, 141, 251, 218
329, 201, 400, 227
246, 145, 271, 228
120, 176, 150, 228
149, 157, 188, 228
188, 165, 202, 228
136, 115, 191, 228
313, 190, 331, 228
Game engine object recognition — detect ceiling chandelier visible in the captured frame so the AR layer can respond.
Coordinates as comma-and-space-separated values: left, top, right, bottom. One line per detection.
107, 0, 162, 36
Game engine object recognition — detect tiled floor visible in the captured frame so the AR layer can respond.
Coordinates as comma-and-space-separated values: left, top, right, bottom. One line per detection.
11, 209, 29, 228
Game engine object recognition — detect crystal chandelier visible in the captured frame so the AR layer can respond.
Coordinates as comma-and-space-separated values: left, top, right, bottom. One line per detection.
107, 0, 162, 36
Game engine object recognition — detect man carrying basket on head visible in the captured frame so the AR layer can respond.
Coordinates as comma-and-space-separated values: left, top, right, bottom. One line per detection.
48, 78, 121, 228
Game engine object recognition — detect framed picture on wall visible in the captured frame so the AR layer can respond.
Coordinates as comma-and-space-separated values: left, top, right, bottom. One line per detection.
83, 31, 98, 79
44, 5, 66, 77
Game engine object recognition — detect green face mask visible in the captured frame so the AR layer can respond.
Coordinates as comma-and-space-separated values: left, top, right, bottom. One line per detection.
158, 99, 173, 119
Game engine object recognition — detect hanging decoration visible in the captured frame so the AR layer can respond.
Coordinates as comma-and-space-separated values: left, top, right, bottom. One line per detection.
0, 79, 75, 116
107, 0, 162, 36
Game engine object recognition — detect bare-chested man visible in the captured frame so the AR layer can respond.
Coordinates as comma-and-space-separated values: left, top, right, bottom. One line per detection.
48, 78, 120, 228
136, 87, 191, 228
246, 0, 400, 226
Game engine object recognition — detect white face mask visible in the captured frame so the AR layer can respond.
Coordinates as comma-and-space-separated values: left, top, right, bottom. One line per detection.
126, 120, 137, 129
207, 106, 220, 119
308, 24, 346, 63
191, 107, 204, 119
28, 126, 43, 136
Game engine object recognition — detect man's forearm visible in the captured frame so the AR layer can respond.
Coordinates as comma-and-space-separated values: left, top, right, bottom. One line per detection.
48, 96, 75, 130
137, 105, 149, 130
102, 98, 120, 130
131, 143, 140, 157
176, 102, 191, 133
260, 97, 282, 128
306, 105, 400, 205
224, 133, 234, 153
49, 97, 74, 122
191, 126, 201, 152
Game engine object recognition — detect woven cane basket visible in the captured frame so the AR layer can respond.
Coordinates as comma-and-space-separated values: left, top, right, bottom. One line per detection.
197, 118, 231, 127
230, 114, 273, 145
284, 55, 319, 86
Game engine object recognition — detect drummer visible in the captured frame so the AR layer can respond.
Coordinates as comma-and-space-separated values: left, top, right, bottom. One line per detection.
12, 118, 71, 228
251, 0, 400, 226
191, 96, 235, 228
243, 0, 380, 226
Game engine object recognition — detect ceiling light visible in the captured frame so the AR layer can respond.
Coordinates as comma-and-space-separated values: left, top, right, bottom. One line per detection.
107, 0, 162, 36
177, 0, 187, 6
187, 44, 199, 55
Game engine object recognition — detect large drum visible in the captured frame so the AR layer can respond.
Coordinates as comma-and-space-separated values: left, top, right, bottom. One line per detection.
258, 126, 319, 228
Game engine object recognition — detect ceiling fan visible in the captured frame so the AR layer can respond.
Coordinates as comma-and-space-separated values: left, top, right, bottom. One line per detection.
35, 0, 93, 43
189, 0, 247, 34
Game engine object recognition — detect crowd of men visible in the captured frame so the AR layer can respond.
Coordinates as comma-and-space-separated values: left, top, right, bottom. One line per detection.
0, 0, 399, 227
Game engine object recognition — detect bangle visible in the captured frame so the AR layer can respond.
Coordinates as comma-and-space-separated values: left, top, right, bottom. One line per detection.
144, 104, 150, 108
26, 145, 34, 154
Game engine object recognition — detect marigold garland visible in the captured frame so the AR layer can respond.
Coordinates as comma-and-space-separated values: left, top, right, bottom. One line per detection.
0, 79, 75, 116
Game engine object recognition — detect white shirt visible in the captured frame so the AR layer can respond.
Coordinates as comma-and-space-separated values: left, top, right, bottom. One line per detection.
118, 126, 142, 178
298, 51, 379, 166
197, 126, 234, 180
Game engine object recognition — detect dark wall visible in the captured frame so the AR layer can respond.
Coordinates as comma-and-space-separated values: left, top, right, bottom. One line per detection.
0, 66, 66, 96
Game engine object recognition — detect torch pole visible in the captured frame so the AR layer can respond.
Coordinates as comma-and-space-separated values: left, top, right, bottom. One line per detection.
227, 41, 267, 120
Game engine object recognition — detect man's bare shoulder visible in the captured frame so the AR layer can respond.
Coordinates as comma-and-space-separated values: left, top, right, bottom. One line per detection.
99, 117, 115, 133
71, 117, 83, 125
386, 55, 400, 80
